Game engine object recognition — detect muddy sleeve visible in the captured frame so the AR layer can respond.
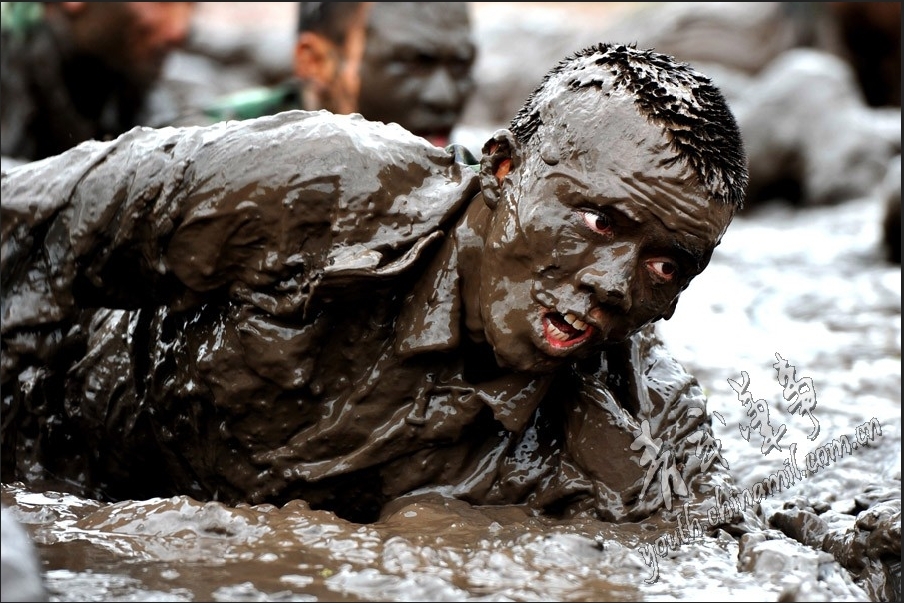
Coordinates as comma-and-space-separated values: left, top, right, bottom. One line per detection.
1, 114, 331, 330
1, 110, 476, 331
563, 324, 734, 522
2, 128, 190, 331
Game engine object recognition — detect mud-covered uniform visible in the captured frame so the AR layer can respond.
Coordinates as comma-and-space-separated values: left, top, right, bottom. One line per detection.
1, 110, 731, 524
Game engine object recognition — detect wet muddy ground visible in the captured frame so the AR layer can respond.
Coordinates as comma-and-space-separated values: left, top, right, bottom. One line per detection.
3, 193, 899, 602
2, 3, 900, 601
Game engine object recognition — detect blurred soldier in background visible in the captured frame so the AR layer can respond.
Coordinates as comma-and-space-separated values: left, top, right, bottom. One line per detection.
203, 2, 476, 148
0, 2, 195, 166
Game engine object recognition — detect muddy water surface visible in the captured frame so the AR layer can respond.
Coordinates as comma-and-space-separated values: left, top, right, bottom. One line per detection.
3, 196, 900, 601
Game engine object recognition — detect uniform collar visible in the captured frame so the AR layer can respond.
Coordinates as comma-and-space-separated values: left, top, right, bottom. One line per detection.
394, 235, 462, 357
394, 237, 547, 432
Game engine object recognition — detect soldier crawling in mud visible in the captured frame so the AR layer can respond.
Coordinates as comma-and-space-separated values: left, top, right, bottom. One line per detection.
1, 44, 747, 527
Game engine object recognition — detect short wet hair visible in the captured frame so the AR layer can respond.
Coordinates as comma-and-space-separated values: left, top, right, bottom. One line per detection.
510, 43, 748, 208
297, 2, 364, 45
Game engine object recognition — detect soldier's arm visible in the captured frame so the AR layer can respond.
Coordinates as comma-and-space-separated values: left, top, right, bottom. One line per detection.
565, 324, 732, 522
1, 112, 335, 330
2, 110, 478, 331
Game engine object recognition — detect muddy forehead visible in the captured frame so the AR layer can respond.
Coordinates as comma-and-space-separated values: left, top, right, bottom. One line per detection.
366, 2, 473, 51
534, 88, 733, 247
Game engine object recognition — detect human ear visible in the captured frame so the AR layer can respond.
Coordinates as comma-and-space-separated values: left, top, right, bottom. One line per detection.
294, 32, 338, 86
479, 130, 519, 211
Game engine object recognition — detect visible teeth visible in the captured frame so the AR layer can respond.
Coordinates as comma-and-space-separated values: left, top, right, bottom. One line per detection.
564, 313, 588, 331
547, 313, 589, 342
548, 323, 570, 341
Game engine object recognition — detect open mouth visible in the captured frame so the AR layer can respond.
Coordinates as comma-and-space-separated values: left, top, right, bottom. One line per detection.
542, 311, 595, 349
413, 126, 454, 148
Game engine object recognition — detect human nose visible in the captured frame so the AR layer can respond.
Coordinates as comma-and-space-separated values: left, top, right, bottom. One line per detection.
578, 247, 637, 311
420, 67, 460, 111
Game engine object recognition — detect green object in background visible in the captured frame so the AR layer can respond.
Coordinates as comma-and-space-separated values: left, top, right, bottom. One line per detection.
202, 83, 299, 122
447, 144, 479, 172
0, 2, 43, 34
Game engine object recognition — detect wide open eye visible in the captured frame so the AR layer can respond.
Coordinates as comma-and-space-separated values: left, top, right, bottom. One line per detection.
647, 258, 679, 282
580, 211, 613, 236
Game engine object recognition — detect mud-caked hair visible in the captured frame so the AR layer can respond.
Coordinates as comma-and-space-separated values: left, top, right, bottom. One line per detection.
510, 43, 748, 209
297, 2, 364, 46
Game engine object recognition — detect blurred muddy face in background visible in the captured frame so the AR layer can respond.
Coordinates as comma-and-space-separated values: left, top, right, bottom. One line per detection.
48, 2, 194, 89
294, 2, 476, 147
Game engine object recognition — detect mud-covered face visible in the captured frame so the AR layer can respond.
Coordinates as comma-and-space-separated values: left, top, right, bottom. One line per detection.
71, 2, 194, 88
356, 2, 476, 147
119, 2, 193, 84
478, 95, 735, 373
